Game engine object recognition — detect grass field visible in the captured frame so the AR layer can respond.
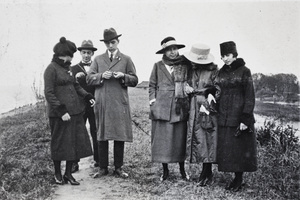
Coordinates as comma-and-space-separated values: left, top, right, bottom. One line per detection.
0, 87, 299, 199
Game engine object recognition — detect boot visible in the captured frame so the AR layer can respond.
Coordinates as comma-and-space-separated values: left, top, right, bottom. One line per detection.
179, 162, 190, 180
232, 172, 243, 192
160, 163, 169, 181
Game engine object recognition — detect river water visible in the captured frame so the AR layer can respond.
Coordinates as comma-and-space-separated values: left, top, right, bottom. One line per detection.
254, 114, 300, 138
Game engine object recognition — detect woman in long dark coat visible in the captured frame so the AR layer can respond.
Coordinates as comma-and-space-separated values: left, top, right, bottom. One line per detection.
44, 37, 94, 185
217, 41, 257, 192
183, 43, 220, 186
149, 36, 190, 181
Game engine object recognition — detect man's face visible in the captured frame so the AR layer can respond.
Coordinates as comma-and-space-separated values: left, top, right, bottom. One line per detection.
80, 50, 94, 63
104, 39, 119, 53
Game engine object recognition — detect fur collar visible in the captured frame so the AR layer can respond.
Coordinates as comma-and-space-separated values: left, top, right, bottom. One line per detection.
223, 58, 245, 71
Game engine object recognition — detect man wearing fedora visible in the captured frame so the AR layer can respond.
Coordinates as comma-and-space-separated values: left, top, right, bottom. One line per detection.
87, 28, 138, 178
71, 40, 98, 172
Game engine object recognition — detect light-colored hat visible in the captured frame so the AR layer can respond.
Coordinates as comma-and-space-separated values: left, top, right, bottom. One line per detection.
77, 40, 97, 51
183, 43, 214, 64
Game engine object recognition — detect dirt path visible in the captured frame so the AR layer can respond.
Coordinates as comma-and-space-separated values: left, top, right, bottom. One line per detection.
52, 156, 147, 200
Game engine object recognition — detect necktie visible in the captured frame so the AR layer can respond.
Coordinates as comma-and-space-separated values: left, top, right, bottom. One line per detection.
82, 62, 90, 66
110, 54, 113, 62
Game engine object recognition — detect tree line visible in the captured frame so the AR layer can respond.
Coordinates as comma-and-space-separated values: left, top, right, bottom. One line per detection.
253, 73, 299, 102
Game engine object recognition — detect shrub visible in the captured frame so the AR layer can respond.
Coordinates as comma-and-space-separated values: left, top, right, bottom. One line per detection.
254, 120, 300, 199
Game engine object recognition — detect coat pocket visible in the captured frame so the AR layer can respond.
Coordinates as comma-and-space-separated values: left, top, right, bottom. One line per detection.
198, 113, 214, 130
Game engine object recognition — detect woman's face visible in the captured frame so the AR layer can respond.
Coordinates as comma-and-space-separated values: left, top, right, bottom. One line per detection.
165, 46, 179, 59
221, 53, 236, 65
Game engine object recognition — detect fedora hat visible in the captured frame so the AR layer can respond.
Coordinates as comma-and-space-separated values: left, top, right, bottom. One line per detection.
100, 28, 122, 42
183, 43, 214, 64
156, 36, 185, 54
77, 40, 97, 51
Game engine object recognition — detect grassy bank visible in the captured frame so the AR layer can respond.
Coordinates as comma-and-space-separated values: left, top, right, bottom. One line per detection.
254, 100, 300, 122
0, 102, 53, 200
0, 88, 299, 199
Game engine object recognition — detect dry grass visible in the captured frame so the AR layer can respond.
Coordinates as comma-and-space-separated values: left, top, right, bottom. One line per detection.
0, 88, 298, 199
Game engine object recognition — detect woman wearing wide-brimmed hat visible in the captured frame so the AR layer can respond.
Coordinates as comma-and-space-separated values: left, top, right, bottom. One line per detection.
44, 37, 95, 185
217, 41, 257, 192
183, 43, 220, 186
149, 36, 190, 181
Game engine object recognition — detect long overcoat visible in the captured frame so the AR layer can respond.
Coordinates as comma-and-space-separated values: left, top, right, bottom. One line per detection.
44, 61, 93, 160
86, 50, 138, 142
186, 63, 220, 163
149, 60, 189, 163
217, 58, 257, 172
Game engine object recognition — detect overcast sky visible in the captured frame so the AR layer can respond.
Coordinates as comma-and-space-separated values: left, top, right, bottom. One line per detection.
0, 0, 299, 112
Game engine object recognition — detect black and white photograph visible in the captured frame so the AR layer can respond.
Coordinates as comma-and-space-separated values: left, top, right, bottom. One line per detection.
0, 0, 299, 199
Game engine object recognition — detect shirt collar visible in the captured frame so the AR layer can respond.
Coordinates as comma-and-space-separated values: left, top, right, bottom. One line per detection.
108, 49, 118, 58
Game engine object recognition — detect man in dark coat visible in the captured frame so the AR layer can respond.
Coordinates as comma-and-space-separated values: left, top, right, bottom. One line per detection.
87, 28, 138, 178
71, 40, 98, 172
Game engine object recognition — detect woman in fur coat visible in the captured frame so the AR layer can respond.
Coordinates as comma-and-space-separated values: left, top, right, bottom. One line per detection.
149, 36, 190, 181
217, 41, 257, 192
44, 37, 95, 185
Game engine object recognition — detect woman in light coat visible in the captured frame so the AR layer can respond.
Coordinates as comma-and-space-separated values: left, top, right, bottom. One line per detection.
217, 41, 257, 192
149, 36, 190, 181
184, 43, 220, 186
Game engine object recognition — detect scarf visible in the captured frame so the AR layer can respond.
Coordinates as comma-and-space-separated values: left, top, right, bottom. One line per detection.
52, 55, 72, 69
162, 54, 189, 117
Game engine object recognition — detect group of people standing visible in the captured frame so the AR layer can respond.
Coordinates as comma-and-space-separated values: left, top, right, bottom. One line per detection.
43, 27, 257, 192
44, 28, 138, 186
149, 36, 257, 192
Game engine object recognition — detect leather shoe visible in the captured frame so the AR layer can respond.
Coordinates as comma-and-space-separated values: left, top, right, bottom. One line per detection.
232, 179, 242, 192
225, 178, 238, 190
198, 178, 206, 187
204, 173, 213, 186
114, 168, 129, 178
54, 174, 63, 185
160, 169, 169, 181
71, 162, 79, 173
93, 168, 108, 178
63, 174, 80, 185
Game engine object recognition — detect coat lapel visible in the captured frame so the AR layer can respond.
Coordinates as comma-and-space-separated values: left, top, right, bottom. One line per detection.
108, 50, 122, 71
159, 62, 174, 83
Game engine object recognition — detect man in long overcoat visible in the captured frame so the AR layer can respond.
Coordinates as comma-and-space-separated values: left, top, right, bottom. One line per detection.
86, 28, 138, 178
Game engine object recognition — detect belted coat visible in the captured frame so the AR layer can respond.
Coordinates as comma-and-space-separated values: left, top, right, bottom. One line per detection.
86, 50, 138, 142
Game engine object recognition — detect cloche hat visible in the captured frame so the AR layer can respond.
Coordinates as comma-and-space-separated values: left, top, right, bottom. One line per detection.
183, 43, 214, 64
77, 40, 97, 51
100, 28, 122, 42
220, 41, 237, 56
53, 37, 77, 57
156, 36, 185, 54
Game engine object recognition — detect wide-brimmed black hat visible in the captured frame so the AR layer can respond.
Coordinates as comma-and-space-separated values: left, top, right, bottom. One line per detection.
77, 40, 97, 51
100, 28, 122, 42
220, 41, 237, 56
156, 36, 185, 54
